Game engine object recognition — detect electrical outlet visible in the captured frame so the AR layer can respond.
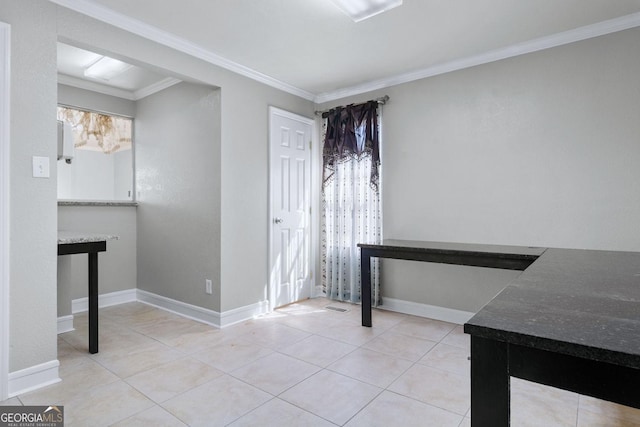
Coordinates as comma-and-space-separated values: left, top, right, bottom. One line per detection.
205, 279, 213, 295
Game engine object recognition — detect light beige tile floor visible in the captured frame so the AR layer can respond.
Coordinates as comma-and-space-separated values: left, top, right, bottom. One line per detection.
4, 297, 640, 426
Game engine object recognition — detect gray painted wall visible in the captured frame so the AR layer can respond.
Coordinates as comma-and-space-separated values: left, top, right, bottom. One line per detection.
57, 205, 137, 316
56, 6, 315, 313
317, 27, 640, 312
0, 0, 59, 372
4, 1, 313, 378
58, 84, 135, 117
15, 0, 637, 379
136, 82, 222, 311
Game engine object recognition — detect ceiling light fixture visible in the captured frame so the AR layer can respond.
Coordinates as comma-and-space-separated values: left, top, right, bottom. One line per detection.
84, 56, 132, 81
329, 0, 403, 22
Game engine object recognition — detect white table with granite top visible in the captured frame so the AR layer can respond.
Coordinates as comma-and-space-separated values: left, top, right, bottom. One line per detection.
58, 231, 118, 354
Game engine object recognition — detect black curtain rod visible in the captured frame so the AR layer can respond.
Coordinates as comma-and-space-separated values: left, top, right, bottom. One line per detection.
314, 95, 389, 117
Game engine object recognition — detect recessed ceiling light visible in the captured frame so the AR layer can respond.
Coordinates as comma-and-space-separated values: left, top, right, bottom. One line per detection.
84, 56, 132, 81
329, 0, 403, 22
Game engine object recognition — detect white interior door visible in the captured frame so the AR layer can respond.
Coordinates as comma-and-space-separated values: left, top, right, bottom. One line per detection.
269, 107, 313, 309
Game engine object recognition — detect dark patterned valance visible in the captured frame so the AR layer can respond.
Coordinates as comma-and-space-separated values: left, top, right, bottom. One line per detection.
322, 100, 380, 190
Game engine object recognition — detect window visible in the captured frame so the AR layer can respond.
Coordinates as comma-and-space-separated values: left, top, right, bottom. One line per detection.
57, 106, 134, 201
321, 100, 382, 304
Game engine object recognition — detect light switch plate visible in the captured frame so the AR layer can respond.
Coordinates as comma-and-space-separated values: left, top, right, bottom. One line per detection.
32, 156, 50, 178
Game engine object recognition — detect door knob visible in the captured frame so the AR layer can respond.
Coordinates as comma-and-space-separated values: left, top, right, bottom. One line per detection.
273, 217, 283, 224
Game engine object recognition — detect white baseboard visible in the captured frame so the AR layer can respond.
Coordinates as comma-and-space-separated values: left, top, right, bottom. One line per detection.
68, 287, 271, 329
71, 288, 137, 314
219, 300, 269, 328
57, 315, 74, 334
136, 289, 221, 327
8, 360, 60, 397
136, 289, 269, 329
380, 297, 475, 325
68, 289, 471, 327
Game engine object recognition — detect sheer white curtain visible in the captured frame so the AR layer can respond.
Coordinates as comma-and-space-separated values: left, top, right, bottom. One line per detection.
321, 103, 382, 305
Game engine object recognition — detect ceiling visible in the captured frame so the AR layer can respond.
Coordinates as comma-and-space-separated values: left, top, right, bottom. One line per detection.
53, 0, 640, 102
57, 43, 181, 101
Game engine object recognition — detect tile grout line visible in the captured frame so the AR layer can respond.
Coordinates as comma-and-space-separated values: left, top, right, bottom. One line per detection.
16, 300, 626, 425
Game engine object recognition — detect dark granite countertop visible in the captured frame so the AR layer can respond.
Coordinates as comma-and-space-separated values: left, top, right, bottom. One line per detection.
359, 239, 546, 260
465, 248, 640, 368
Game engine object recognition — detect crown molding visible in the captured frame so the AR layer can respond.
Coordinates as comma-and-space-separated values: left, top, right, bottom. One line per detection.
58, 73, 183, 101
49, 0, 640, 105
314, 11, 640, 103
57, 73, 135, 100
49, 0, 316, 101
133, 77, 182, 100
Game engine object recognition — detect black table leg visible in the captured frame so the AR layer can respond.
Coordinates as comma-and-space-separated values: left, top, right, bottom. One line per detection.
360, 249, 372, 327
88, 252, 99, 354
471, 336, 510, 426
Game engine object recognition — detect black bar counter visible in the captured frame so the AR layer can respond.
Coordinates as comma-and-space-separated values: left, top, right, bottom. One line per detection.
464, 248, 640, 426
358, 240, 640, 426
358, 239, 545, 326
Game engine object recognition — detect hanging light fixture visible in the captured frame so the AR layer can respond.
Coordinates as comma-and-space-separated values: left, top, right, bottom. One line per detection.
57, 107, 132, 154
329, 0, 403, 22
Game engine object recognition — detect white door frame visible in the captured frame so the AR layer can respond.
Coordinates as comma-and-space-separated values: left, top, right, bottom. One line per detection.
0, 21, 11, 401
268, 106, 317, 311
